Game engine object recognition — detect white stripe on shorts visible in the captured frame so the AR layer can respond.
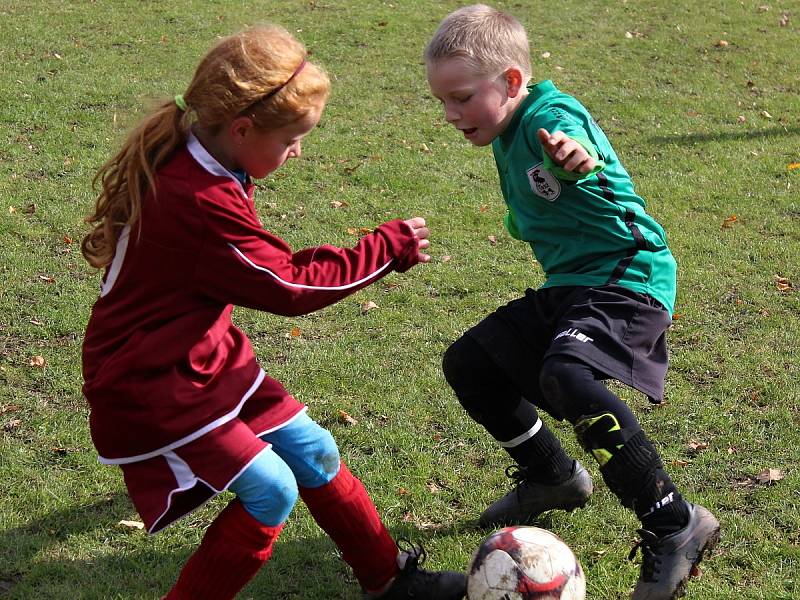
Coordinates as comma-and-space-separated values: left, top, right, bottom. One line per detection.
499, 418, 543, 448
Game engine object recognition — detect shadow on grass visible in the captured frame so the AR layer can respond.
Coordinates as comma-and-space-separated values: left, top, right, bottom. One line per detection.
648, 125, 800, 145
0, 496, 475, 600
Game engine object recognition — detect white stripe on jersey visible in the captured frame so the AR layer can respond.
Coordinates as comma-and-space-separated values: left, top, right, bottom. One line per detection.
97, 368, 267, 465
100, 225, 130, 297
229, 243, 394, 291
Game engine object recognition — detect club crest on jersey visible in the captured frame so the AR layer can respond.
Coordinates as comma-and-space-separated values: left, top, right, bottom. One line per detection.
527, 162, 560, 201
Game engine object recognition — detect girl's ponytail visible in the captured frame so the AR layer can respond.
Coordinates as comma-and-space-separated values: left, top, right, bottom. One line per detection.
82, 100, 188, 268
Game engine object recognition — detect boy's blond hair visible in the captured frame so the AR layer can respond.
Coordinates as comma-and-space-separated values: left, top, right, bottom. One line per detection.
424, 4, 531, 79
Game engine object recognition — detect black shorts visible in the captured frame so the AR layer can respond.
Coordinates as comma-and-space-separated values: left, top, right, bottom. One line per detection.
466, 285, 671, 417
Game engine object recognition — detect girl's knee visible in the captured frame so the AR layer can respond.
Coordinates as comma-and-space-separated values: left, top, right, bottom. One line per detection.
232, 451, 299, 526
297, 428, 340, 488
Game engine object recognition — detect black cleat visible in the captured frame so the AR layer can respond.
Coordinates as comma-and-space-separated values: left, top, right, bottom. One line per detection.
629, 502, 720, 599
365, 540, 466, 600
478, 460, 593, 528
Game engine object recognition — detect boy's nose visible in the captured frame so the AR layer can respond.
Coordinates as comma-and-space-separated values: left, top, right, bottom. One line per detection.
445, 107, 460, 123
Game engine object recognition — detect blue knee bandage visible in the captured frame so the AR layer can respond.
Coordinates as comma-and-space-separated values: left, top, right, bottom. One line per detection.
228, 448, 298, 526
262, 411, 341, 488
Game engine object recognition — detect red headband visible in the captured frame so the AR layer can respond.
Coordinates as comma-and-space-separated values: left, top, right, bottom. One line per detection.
263, 59, 307, 101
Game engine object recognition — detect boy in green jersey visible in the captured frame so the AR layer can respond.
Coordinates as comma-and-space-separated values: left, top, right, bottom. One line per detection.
425, 5, 719, 599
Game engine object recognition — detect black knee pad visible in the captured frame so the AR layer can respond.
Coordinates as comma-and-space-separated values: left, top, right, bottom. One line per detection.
539, 355, 595, 421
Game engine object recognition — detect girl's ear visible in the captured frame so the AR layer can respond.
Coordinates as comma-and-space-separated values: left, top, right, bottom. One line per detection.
229, 116, 255, 144
504, 67, 524, 98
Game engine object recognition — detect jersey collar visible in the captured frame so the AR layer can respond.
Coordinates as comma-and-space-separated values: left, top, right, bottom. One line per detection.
498, 80, 558, 147
186, 132, 250, 200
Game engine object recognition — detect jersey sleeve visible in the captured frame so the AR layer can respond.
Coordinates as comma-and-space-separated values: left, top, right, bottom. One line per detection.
194, 188, 419, 316
527, 104, 605, 181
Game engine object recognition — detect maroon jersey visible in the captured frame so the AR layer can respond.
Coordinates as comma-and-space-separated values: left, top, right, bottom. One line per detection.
83, 134, 419, 463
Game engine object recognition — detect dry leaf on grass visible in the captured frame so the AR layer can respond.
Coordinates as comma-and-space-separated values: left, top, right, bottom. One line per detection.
721, 214, 737, 228
755, 468, 784, 485
118, 520, 145, 530
487, 235, 497, 246
337, 410, 358, 426
360, 301, 378, 314
774, 275, 793, 292
4, 419, 22, 431
29, 356, 46, 368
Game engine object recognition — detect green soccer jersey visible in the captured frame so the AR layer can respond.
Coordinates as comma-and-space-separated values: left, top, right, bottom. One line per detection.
492, 80, 677, 315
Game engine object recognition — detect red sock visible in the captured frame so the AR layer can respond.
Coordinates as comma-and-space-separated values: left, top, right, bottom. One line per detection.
164, 499, 283, 600
299, 461, 399, 592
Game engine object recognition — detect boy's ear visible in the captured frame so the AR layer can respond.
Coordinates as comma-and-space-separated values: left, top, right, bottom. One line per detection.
504, 67, 524, 98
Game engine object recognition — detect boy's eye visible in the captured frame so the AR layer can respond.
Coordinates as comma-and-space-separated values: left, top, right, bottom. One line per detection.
456, 95, 472, 103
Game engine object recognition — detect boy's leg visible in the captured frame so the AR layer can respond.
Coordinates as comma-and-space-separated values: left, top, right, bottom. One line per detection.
264, 413, 466, 599
539, 354, 689, 535
540, 354, 719, 599
165, 448, 296, 600
442, 332, 592, 527
443, 333, 574, 482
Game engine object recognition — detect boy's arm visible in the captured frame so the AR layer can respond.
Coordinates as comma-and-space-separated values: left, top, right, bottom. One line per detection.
195, 190, 426, 316
537, 128, 604, 181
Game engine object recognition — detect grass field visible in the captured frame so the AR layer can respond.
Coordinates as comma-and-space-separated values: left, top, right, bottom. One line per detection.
1, 1, 799, 598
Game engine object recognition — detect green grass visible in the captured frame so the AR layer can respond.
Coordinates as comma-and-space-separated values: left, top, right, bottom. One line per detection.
1, 1, 799, 598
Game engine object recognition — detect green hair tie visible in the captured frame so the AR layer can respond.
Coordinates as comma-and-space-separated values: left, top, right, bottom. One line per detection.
174, 94, 187, 111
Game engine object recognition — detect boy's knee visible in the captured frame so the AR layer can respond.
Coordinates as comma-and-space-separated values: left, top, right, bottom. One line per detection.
539, 355, 591, 420
442, 334, 490, 390
312, 429, 341, 480
272, 479, 300, 517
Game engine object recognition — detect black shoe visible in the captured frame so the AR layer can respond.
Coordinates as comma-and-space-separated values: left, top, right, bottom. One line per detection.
478, 461, 593, 528
364, 540, 466, 600
629, 502, 720, 599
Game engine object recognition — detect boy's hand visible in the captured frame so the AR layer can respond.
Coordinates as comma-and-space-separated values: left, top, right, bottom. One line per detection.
537, 128, 597, 174
403, 217, 431, 263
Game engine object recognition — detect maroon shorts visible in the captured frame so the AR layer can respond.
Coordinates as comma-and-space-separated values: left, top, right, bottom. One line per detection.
119, 372, 304, 533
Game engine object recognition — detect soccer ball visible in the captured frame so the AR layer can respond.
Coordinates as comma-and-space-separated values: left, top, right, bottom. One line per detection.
467, 526, 586, 600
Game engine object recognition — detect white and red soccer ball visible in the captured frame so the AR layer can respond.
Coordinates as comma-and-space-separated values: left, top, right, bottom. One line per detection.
467, 526, 586, 600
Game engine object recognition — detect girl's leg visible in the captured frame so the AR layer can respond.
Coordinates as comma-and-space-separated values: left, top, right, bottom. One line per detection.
264, 413, 466, 598
164, 448, 297, 600
263, 413, 398, 593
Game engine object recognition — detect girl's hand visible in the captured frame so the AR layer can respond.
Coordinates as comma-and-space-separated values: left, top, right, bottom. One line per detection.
403, 217, 431, 263
537, 128, 597, 174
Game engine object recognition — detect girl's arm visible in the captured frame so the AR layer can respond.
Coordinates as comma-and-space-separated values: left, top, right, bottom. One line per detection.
195, 190, 424, 316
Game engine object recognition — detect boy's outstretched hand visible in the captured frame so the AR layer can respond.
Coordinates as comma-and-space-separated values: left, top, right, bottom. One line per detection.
537, 128, 597, 174
403, 217, 431, 263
